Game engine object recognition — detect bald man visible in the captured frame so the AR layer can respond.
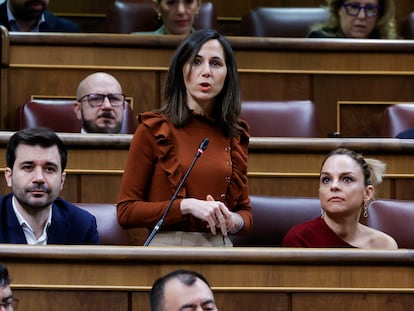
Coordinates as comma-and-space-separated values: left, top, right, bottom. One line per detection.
74, 72, 126, 134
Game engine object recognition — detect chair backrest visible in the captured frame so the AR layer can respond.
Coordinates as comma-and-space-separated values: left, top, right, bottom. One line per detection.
76, 203, 130, 245
240, 7, 330, 37
230, 195, 321, 247
382, 103, 414, 137
365, 199, 414, 249
105, 0, 218, 33
240, 100, 322, 137
15, 98, 137, 134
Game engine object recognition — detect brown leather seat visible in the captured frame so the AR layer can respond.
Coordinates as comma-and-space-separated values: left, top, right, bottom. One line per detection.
382, 103, 414, 137
365, 200, 414, 249
76, 203, 130, 245
15, 98, 138, 134
240, 7, 329, 37
104, 0, 218, 33
240, 100, 322, 137
230, 195, 321, 247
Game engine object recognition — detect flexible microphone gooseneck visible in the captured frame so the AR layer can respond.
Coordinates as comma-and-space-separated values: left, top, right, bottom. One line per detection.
143, 137, 209, 246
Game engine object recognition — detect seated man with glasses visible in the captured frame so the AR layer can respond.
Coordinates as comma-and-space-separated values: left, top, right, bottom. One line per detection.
0, 263, 18, 311
307, 0, 397, 39
74, 72, 126, 134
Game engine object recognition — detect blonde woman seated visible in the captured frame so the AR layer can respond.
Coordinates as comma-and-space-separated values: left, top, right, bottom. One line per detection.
282, 148, 398, 249
308, 0, 397, 39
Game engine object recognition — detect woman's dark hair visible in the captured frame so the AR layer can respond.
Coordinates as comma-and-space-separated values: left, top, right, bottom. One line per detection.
159, 29, 243, 137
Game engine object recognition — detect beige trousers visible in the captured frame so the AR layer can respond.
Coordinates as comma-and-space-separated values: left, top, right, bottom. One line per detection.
148, 231, 233, 247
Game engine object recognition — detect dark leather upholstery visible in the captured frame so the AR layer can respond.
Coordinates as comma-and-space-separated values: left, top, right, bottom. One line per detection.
399, 12, 414, 39
15, 98, 138, 134
230, 195, 321, 247
105, 0, 218, 33
76, 203, 130, 245
240, 7, 329, 37
73, 196, 414, 247
240, 100, 322, 137
382, 103, 414, 137
365, 200, 414, 249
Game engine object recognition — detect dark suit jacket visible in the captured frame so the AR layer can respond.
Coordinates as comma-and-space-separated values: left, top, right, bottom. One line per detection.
0, 2, 80, 32
0, 193, 99, 244
396, 128, 414, 138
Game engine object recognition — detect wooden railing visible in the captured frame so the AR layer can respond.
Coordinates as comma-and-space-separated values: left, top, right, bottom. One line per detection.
2, 245, 414, 311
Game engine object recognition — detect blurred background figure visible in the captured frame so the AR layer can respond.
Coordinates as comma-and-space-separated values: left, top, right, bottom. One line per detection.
308, 0, 397, 39
133, 0, 201, 35
0, 0, 80, 32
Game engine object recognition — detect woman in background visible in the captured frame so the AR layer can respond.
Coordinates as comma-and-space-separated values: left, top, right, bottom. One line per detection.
133, 0, 201, 35
118, 29, 252, 246
283, 148, 398, 249
308, 0, 397, 39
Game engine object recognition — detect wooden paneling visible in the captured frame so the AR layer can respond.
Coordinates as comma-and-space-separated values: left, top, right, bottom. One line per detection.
3, 31, 414, 137
3, 245, 414, 311
0, 133, 414, 201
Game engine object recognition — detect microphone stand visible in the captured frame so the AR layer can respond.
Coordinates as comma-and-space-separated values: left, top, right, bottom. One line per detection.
144, 138, 209, 246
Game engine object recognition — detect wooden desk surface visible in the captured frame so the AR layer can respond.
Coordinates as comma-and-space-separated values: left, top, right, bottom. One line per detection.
2, 245, 414, 311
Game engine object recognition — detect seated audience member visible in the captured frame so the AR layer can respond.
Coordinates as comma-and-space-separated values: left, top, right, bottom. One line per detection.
308, 0, 397, 39
282, 148, 398, 249
395, 128, 414, 138
0, 127, 99, 244
0, 0, 80, 32
132, 0, 201, 35
0, 263, 19, 311
150, 269, 218, 311
74, 72, 126, 134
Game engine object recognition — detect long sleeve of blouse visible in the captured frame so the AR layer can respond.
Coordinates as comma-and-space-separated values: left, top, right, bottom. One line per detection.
117, 112, 252, 234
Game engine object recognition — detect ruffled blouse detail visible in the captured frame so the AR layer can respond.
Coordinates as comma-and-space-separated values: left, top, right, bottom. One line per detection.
139, 111, 249, 209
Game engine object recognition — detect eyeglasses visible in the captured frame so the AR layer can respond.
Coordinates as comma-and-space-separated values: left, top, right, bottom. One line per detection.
0, 297, 19, 310
77, 93, 125, 108
342, 2, 382, 18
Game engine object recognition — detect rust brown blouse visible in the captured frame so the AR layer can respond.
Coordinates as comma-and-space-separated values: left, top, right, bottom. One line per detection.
117, 111, 252, 234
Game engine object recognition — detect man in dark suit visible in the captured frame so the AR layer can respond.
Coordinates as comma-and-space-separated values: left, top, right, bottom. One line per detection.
0, 127, 99, 244
0, 0, 80, 32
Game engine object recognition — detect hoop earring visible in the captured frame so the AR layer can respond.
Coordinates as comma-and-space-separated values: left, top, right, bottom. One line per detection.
363, 201, 368, 218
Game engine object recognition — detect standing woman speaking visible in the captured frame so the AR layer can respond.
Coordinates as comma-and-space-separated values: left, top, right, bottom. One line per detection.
117, 29, 252, 246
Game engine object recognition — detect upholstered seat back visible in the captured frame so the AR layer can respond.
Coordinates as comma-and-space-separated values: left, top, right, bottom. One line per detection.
365, 200, 414, 249
230, 195, 321, 247
382, 103, 414, 137
240, 7, 329, 37
105, 0, 218, 33
240, 100, 322, 137
76, 203, 130, 245
15, 99, 138, 134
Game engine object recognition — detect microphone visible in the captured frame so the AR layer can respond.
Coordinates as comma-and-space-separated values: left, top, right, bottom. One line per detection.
143, 137, 209, 246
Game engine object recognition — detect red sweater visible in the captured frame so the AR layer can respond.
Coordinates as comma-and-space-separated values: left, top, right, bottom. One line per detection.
282, 217, 354, 248
117, 111, 252, 234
